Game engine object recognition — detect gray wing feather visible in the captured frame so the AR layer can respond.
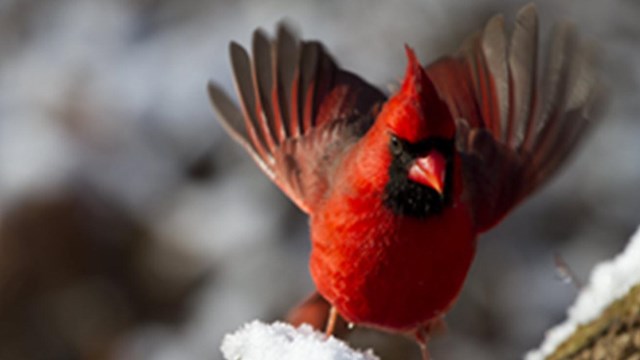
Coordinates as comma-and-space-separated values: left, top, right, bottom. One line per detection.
209, 24, 385, 213
509, 3, 538, 148
482, 14, 509, 141
428, 3, 603, 231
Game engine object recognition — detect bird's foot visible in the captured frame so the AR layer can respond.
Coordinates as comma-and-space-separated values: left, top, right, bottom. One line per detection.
415, 316, 446, 360
324, 306, 338, 336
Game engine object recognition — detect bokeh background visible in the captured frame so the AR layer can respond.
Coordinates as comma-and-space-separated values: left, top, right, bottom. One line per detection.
0, 0, 639, 359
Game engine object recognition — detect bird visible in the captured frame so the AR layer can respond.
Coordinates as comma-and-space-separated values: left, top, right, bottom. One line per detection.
207, 3, 601, 359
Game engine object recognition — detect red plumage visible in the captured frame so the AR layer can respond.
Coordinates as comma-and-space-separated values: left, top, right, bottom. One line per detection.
208, 3, 601, 357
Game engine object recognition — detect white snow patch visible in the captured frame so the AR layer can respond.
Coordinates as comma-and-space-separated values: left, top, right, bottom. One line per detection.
526, 224, 640, 360
221, 321, 379, 360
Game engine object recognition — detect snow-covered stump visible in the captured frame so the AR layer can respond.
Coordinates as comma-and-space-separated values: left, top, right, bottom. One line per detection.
221, 321, 379, 360
527, 226, 640, 359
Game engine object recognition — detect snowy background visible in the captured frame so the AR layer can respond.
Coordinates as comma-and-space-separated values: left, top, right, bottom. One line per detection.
0, 0, 639, 359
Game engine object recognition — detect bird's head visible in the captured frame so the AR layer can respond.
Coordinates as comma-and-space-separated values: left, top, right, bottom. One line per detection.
375, 46, 457, 217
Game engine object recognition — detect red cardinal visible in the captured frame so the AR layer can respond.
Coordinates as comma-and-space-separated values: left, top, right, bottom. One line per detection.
208, 4, 600, 358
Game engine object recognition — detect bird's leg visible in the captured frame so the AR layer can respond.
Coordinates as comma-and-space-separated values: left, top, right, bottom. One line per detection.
415, 326, 431, 360
325, 306, 338, 336
415, 316, 445, 360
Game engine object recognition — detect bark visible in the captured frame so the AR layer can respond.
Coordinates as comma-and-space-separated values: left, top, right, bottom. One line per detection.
547, 284, 640, 360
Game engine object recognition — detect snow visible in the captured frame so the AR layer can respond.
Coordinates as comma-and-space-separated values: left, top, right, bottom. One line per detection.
220, 321, 379, 360
526, 224, 640, 360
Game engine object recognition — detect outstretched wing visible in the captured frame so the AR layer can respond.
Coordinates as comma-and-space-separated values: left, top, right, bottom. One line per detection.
426, 4, 603, 232
209, 25, 386, 213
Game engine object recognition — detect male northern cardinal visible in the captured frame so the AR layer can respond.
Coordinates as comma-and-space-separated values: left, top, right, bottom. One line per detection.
208, 4, 600, 358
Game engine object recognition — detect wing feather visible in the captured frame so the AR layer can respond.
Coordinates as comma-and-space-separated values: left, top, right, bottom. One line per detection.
426, 3, 603, 231
299, 42, 320, 134
210, 25, 386, 213
509, 3, 538, 149
252, 29, 278, 150
230, 42, 272, 163
482, 14, 509, 140
275, 24, 298, 141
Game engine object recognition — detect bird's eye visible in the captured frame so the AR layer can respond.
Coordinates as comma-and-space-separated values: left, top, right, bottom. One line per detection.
390, 135, 403, 155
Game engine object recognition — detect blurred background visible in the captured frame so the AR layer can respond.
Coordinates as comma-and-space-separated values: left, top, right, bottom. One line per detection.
0, 0, 639, 359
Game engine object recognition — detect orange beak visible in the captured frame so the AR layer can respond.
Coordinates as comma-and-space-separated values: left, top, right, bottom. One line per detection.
408, 151, 446, 195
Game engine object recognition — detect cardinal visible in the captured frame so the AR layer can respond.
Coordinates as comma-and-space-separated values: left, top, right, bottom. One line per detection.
208, 4, 601, 358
